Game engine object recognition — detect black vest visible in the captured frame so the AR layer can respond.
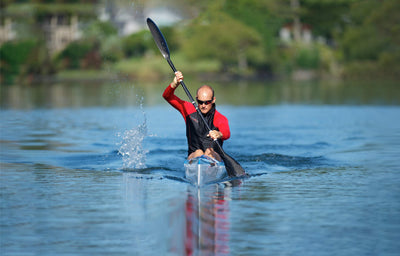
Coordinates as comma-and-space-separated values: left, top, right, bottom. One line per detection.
185, 105, 223, 155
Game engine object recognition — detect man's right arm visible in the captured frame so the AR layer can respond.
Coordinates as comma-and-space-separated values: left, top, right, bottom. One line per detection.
163, 71, 186, 111
162, 83, 188, 118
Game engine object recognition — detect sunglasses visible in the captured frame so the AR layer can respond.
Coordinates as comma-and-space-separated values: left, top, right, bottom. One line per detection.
196, 98, 213, 105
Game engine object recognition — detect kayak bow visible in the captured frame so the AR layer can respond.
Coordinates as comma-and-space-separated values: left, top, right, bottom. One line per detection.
184, 155, 227, 186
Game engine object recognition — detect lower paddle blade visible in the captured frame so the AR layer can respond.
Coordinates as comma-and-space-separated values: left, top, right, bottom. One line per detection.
214, 146, 246, 177
222, 153, 246, 177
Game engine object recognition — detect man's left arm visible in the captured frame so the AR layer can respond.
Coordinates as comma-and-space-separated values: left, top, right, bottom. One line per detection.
214, 112, 231, 141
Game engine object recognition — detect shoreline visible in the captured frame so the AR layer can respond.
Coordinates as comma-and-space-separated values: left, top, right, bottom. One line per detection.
2, 68, 399, 87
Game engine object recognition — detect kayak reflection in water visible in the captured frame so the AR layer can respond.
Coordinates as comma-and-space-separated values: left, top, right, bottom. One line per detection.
163, 71, 231, 162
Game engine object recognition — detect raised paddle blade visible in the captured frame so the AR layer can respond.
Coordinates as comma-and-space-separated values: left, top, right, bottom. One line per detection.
146, 18, 170, 59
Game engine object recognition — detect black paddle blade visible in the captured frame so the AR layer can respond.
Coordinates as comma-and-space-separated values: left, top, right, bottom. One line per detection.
146, 18, 170, 59
214, 145, 246, 177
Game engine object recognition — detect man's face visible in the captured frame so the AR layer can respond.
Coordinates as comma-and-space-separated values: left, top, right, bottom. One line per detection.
196, 87, 215, 114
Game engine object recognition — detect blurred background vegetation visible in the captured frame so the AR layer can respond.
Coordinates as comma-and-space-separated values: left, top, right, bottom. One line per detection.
1, 0, 399, 85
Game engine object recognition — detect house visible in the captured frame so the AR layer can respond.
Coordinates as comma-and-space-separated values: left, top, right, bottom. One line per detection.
99, 3, 181, 36
42, 15, 81, 55
1, 2, 180, 53
0, 18, 16, 45
0, 3, 93, 55
280, 23, 312, 44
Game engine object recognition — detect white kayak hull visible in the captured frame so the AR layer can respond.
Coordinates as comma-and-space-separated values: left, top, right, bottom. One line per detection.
184, 155, 227, 186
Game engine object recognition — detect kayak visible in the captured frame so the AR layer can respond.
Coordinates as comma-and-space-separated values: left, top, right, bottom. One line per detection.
184, 155, 227, 186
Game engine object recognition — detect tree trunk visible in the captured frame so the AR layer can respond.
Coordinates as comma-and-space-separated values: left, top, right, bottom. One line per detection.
238, 50, 248, 74
291, 0, 301, 42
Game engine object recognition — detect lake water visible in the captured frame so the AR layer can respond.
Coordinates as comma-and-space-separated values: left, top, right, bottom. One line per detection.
1, 80, 400, 255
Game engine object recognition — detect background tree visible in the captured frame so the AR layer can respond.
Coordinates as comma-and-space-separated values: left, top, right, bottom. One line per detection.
86, 20, 122, 63
222, 0, 286, 73
182, 10, 263, 74
339, 0, 400, 77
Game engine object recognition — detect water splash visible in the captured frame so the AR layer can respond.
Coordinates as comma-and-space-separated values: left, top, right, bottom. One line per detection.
118, 120, 148, 170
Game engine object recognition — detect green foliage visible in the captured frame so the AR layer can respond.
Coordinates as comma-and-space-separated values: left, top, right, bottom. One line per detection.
221, 0, 287, 73
3, 0, 400, 81
121, 27, 179, 58
223, 0, 285, 52
100, 35, 124, 63
295, 46, 320, 69
85, 21, 122, 63
86, 21, 118, 39
301, 1, 351, 39
339, 0, 400, 77
0, 39, 36, 65
122, 30, 153, 58
56, 39, 101, 69
182, 12, 263, 73
0, 39, 38, 84
341, 27, 387, 61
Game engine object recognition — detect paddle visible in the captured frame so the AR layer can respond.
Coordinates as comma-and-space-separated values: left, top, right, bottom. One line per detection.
146, 18, 246, 177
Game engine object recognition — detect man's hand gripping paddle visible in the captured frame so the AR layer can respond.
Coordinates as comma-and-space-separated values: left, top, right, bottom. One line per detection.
146, 18, 246, 177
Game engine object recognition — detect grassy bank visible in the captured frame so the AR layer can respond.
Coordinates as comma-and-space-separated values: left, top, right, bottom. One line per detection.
55, 52, 399, 84
114, 53, 221, 80
55, 53, 221, 83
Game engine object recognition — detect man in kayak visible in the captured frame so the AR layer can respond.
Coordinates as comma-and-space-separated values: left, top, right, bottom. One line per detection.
163, 71, 230, 161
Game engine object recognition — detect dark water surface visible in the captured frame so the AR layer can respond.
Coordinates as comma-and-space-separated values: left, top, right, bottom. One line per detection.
1, 80, 400, 255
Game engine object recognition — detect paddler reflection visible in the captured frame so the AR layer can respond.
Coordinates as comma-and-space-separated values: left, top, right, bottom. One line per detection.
184, 185, 232, 256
